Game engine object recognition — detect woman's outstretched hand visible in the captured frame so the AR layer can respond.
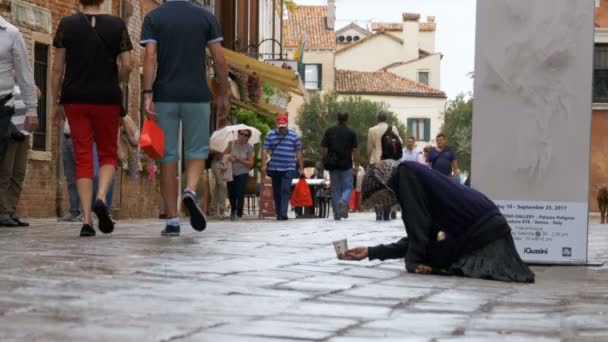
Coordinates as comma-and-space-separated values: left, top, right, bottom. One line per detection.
342, 247, 369, 261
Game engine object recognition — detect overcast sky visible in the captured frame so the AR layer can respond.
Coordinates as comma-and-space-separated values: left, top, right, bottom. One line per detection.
294, 0, 477, 99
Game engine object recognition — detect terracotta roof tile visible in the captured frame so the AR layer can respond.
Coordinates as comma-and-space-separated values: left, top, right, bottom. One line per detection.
284, 6, 336, 50
335, 70, 446, 98
370, 22, 436, 32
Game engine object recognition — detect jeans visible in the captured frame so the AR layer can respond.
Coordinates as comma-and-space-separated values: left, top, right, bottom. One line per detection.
227, 173, 248, 216
63, 137, 113, 215
268, 170, 296, 219
329, 169, 353, 219
63, 136, 80, 216
375, 206, 391, 220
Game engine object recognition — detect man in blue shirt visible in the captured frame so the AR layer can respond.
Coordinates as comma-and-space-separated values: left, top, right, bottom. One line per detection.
141, 0, 229, 236
261, 114, 304, 220
428, 133, 458, 180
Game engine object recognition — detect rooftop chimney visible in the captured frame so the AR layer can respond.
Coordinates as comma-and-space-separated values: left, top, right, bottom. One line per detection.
427, 16, 436, 23
327, 0, 336, 30
402, 12, 420, 62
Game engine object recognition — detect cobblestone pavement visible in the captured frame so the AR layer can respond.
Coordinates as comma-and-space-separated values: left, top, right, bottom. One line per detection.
0, 213, 607, 341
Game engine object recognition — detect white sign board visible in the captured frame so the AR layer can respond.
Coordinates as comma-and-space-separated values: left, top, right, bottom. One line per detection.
472, 0, 595, 264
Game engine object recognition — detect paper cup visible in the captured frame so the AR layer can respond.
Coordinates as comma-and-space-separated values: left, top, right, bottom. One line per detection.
332, 239, 348, 259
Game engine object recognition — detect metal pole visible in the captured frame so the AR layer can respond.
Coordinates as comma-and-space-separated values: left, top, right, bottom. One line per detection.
272, 0, 276, 57
280, 0, 283, 58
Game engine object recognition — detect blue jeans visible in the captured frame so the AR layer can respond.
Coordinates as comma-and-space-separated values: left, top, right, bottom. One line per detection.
329, 169, 353, 219
63, 137, 113, 215
268, 170, 296, 219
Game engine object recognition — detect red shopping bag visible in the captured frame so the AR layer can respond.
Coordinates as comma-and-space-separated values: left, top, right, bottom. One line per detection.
139, 119, 165, 159
290, 176, 313, 207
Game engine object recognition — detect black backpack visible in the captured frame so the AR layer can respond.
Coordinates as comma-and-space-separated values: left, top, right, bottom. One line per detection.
380, 125, 403, 160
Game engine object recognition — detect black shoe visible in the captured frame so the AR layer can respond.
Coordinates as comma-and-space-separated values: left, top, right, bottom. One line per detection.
160, 224, 180, 237
0, 219, 19, 227
93, 199, 114, 234
376, 217, 382, 221
391, 212, 397, 220
182, 191, 206, 231
11, 218, 29, 227
80, 224, 96, 237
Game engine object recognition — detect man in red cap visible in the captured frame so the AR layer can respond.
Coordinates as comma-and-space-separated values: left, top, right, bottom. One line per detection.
261, 114, 304, 220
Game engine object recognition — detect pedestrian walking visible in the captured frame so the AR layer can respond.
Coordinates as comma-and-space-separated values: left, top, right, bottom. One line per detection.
224, 129, 254, 220
59, 119, 114, 222
344, 160, 535, 283
141, 0, 229, 236
52, 0, 133, 236
321, 111, 359, 220
428, 133, 458, 180
261, 114, 304, 221
367, 110, 401, 221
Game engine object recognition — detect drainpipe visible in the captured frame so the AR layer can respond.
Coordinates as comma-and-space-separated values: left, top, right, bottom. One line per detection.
272, 0, 276, 57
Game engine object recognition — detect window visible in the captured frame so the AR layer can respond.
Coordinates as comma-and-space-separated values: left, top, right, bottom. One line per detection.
594, 44, 608, 103
407, 118, 431, 142
193, 0, 214, 10
303, 64, 322, 90
32, 42, 49, 151
418, 71, 430, 86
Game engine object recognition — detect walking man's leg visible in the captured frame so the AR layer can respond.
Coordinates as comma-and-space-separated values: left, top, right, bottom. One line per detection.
279, 171, 295, 220
339, 169, 353, 219
0, 140, 17, 226
7, 139, 29, 225
329, 171, 341, 219
270, 171, 282, 220
181, 102, 210, 231
155, 102, 181, 236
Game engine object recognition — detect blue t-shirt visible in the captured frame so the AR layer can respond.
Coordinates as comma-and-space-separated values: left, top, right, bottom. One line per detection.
140, 0, 222, 102
263, 129, 302, 171
429, 147, 457, 176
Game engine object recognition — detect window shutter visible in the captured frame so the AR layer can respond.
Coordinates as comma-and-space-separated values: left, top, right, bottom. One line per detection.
407, 118, 413, 138
424, 118, 431, 142
318, 64, 323, 90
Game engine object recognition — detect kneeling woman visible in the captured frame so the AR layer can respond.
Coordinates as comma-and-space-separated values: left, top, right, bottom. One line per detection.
344, 160, 535, 283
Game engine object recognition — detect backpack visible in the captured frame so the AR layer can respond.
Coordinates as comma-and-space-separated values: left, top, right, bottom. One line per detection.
380, 125, 403, 160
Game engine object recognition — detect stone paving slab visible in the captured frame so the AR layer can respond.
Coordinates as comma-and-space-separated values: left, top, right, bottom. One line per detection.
0, 214, 607, 341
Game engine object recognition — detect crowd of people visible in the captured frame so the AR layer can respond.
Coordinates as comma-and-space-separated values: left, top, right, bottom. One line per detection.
0, 0, 534, 283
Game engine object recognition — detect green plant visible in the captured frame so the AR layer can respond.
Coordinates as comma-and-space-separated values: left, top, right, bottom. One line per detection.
441, 94, 473, 173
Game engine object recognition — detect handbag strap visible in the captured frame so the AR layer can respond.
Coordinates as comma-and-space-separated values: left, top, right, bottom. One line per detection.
270, 130, 288, 154
79, 12, 114, 63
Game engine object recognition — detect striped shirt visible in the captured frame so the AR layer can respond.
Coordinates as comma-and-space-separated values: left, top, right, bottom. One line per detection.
263, 129, 302, 171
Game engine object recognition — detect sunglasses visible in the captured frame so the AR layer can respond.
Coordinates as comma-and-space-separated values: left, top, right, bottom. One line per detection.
238, 132, 251, 138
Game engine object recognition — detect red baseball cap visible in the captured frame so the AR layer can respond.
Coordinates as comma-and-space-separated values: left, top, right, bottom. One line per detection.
277, 114, 288, 127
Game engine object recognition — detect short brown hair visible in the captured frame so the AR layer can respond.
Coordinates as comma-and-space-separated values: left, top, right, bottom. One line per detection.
436, 133, 446, 139
407, 136, 416, 141
79, 0, 104, 6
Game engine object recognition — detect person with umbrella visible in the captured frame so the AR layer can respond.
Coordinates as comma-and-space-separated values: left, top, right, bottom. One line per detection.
223, 129, 254, 220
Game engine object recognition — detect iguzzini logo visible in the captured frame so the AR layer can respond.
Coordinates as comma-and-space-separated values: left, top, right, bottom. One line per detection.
524, 247, 548, 255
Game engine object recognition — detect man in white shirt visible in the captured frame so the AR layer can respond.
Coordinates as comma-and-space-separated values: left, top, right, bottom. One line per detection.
401, 136, 421, 162
0, 16, 38, 227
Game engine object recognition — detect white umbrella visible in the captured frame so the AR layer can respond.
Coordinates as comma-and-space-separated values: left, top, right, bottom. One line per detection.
209, 124, 262, 152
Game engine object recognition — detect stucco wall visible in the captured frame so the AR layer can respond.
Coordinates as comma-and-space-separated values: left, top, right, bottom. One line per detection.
419, 31, 436, 53
335, 36, 402, 71
337, 94, 446, 143
389, 54, 441, 89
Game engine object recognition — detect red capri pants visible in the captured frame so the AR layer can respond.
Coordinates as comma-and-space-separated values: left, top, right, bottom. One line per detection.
64, 104, 120, 180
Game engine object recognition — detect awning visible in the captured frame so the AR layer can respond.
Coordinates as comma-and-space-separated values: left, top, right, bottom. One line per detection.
222, 48, 305, 97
